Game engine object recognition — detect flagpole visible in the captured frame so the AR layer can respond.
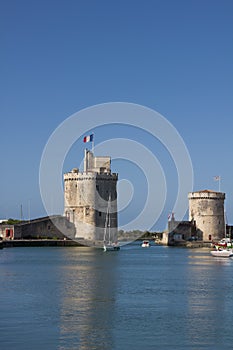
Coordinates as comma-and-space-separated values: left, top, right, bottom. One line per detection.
214, 175, 221, 192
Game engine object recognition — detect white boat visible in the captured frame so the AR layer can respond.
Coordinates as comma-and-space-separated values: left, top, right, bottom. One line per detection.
141, 240, 150, 248
210, 212, 233, 257
103, 195, 120, 252
210, 248, 233, 258
103, 242, 120, 252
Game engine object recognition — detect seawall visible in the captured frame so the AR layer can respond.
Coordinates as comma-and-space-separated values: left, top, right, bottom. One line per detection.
2, 239, 83, 248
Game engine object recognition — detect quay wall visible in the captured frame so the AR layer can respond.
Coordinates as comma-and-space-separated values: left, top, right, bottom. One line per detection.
2, 239, 82, 248
14, 216, 76, 240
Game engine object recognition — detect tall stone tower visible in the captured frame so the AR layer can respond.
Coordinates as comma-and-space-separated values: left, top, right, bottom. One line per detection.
188, 190, 225, 242
64, 149, 118, 246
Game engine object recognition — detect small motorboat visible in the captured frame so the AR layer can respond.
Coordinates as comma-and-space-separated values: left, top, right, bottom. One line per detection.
141, 240, 150, 248
210, 248, 233, 258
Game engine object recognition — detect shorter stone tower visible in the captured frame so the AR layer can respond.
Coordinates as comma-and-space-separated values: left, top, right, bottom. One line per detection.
64, 149, 118, 246
188, 190, 225, 242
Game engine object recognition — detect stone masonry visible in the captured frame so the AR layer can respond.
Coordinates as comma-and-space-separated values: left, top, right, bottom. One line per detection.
188, 190, 225, 242
64, 149, 118, 246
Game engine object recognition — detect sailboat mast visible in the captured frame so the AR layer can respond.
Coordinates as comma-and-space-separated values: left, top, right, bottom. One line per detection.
108, 194, 111, 244
104, 205, 108, 243
224, 211, 227, 238
104, 194, 110, 242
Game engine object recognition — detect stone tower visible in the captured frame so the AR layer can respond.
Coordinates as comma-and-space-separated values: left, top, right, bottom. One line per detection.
188, 190, 225, 242
64, 149, 118, 246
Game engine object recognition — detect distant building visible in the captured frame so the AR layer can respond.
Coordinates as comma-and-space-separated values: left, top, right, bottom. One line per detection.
188, 190, 225, 242
165, 190, 226, 245
0, 224, 14, 239
167, 213, 196, 245
64, 149, 118, 245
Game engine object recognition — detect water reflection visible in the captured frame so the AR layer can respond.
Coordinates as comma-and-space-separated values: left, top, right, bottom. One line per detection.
58, 248, 119, 350
186, 250, 233, 347
188, 249, 233, 266
2, 245, 233, 349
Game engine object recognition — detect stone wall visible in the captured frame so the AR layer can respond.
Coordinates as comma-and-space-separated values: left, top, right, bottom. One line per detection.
14, 216, 75, 240
188, 190, 225, 241
64, 170, 118, 244
168, 220, 196, 242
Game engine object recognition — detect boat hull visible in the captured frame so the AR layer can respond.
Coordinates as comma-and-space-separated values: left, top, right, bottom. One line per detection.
103, 244, 120, 252
210, 249, 233, 258
141, 240, 150, 248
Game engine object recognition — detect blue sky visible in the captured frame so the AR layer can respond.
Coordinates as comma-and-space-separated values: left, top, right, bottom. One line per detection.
1, 0, 233, 230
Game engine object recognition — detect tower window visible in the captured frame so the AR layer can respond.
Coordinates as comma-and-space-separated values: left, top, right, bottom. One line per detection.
85, 207, 90, 216
99, 212, 102, 217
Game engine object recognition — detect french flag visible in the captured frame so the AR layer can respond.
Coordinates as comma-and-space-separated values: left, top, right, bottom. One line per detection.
83, 134, 94, 143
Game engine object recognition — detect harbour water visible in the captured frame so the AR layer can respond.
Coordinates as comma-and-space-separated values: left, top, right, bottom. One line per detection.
1, 243, 233, 349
